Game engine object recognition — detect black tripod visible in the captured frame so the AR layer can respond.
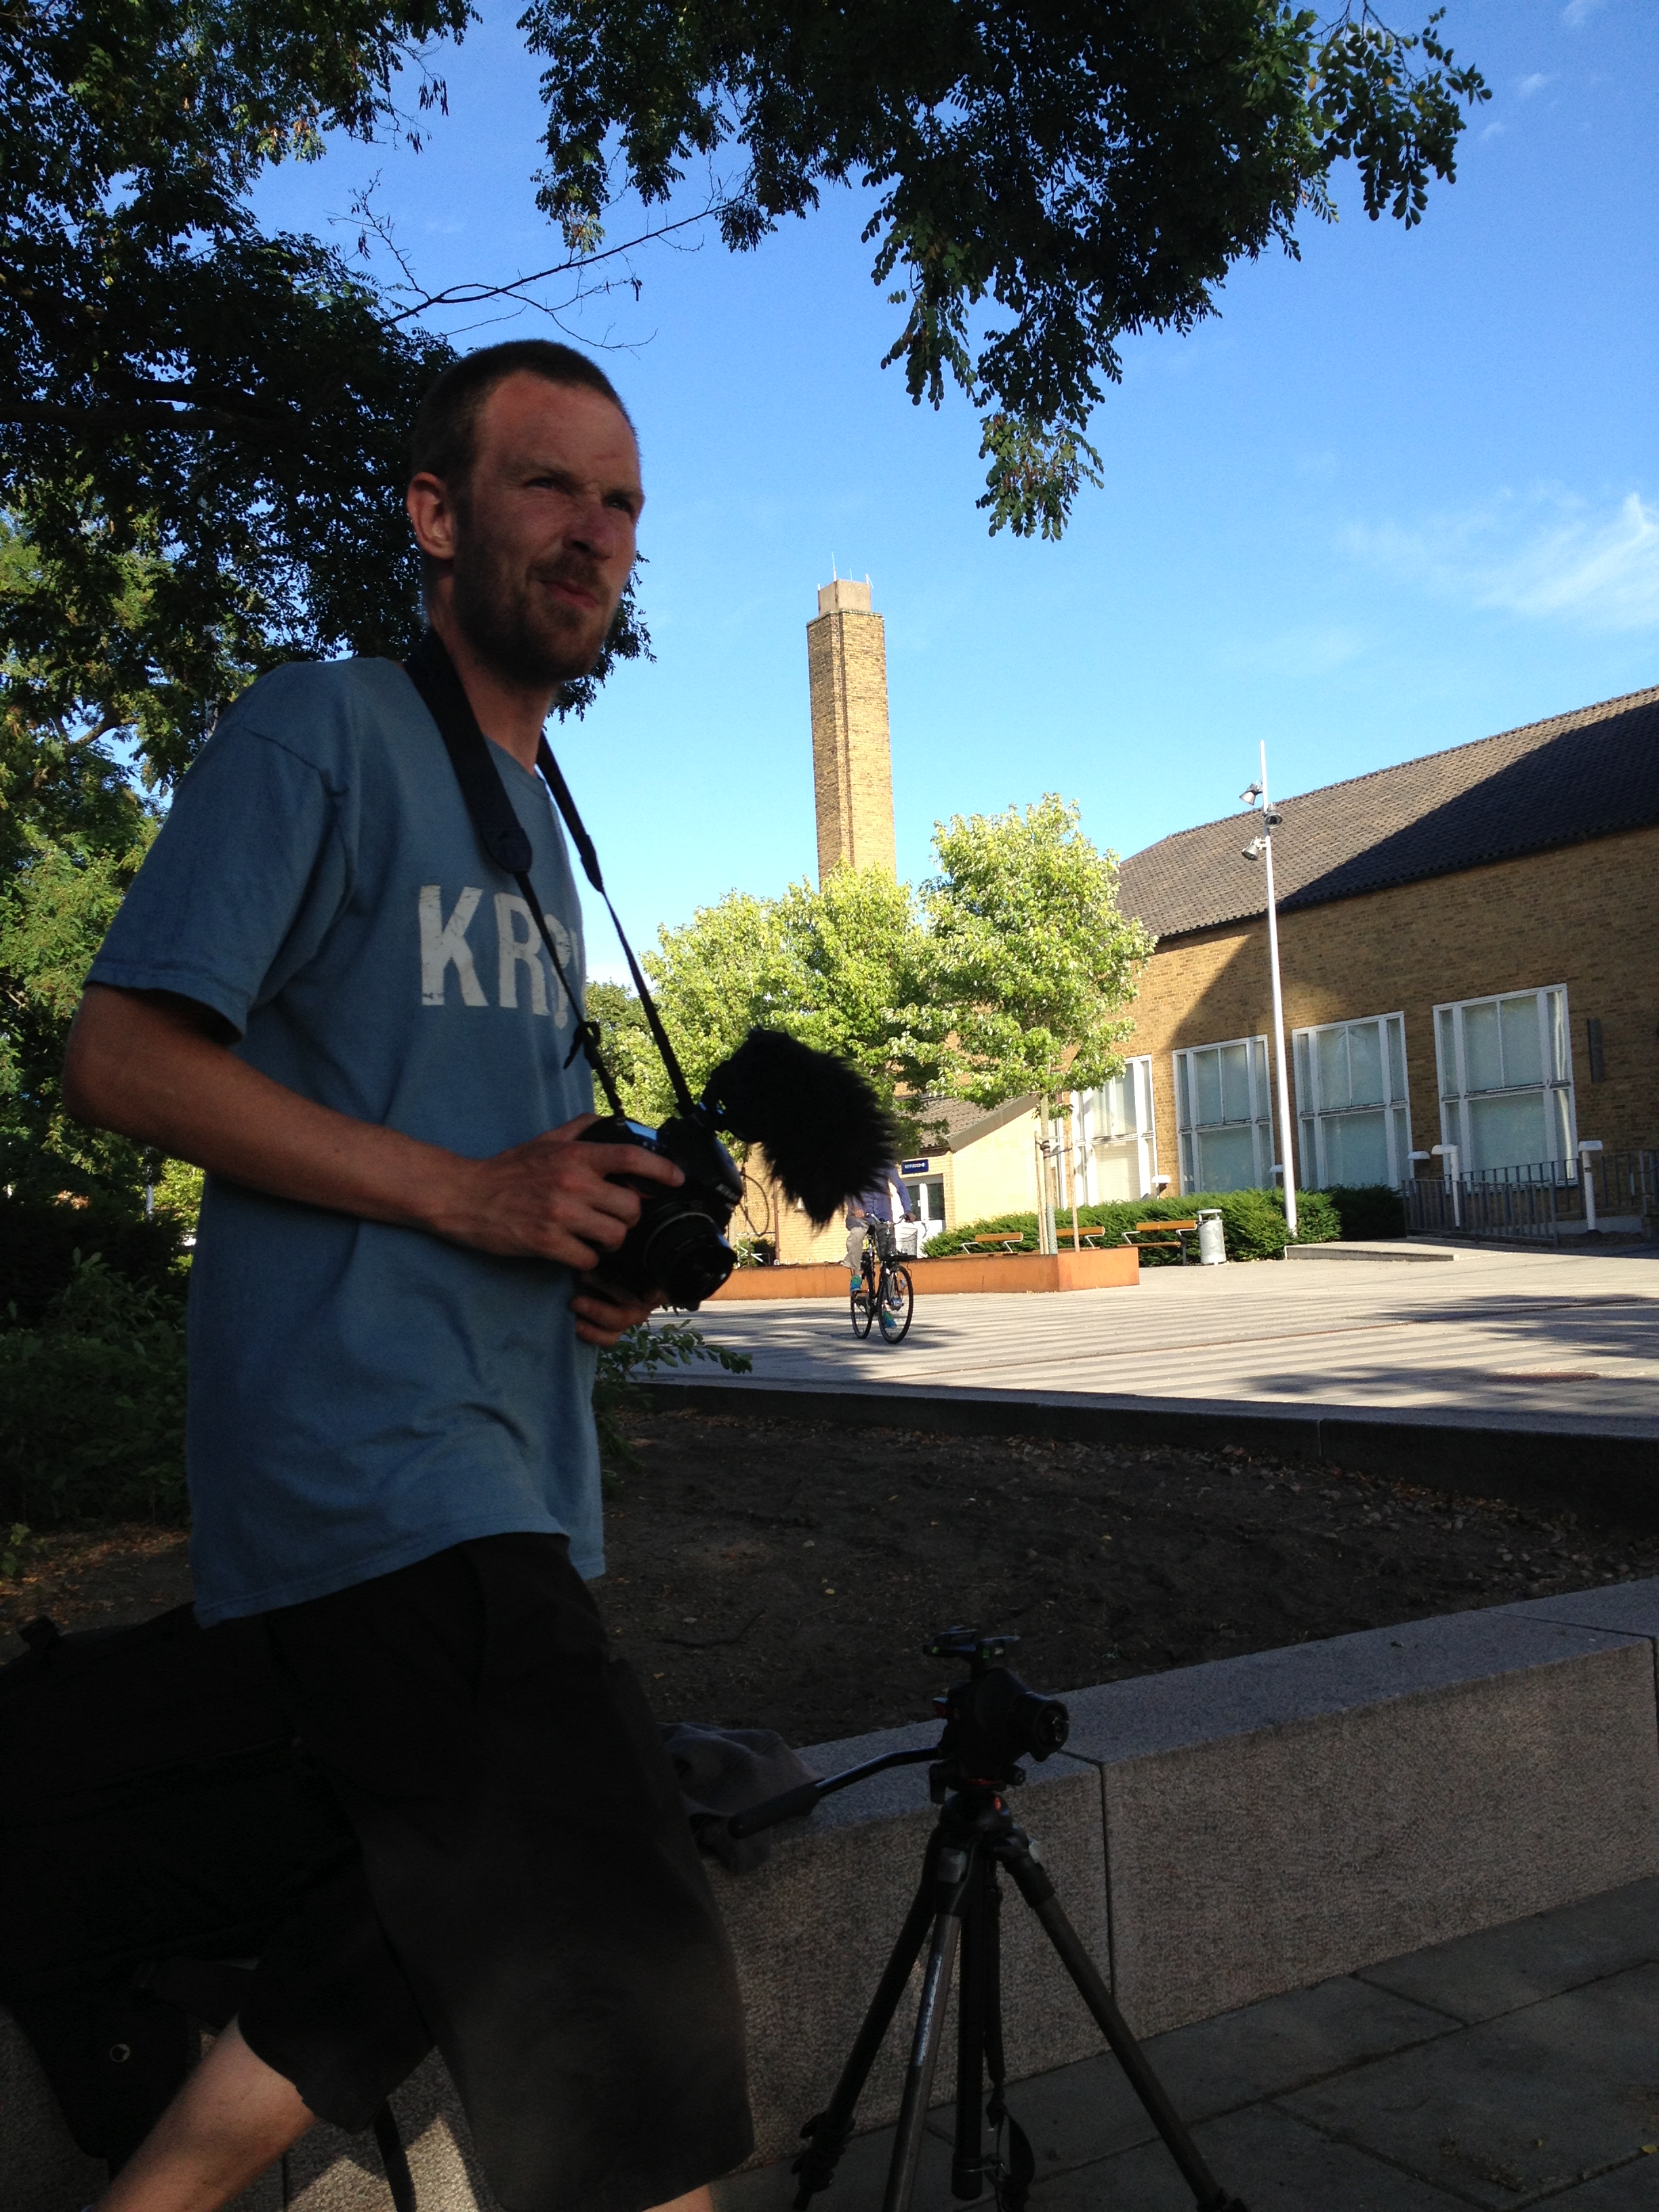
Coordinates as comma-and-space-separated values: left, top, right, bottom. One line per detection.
729, 1632, 1247, 2212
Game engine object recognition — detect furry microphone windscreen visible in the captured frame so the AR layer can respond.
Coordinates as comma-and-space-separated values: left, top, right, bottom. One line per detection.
702, 1029, 899, 1226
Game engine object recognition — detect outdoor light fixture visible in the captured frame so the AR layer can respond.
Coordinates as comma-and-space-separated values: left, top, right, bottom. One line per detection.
1244, 745, 1298, 1238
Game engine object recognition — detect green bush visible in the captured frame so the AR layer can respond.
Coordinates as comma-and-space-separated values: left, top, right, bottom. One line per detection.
0, 1192, 190, 1328
927, 1187, 1339, 1264
0, 1255, 188, 1524
1315, 1184, 1407, 1240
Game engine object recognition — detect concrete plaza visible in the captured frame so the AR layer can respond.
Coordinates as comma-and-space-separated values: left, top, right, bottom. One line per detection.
716, 1875, 1659, 2212
693, 1243, 1659, 1433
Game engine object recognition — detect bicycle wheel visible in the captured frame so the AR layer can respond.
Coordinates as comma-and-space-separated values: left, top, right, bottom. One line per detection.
850, 1279, 874, 1338
878, 1263, 914, 1343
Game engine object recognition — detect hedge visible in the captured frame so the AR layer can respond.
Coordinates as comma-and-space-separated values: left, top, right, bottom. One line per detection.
1318, 1184, 1408, 1240
925, 1187, 1341, 1264
0, 1191, 190, 1328
0, 1256, 188, 1525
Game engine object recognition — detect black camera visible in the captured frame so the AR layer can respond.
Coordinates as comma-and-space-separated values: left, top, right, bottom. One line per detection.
578, 1113, 745, 1308
579, 1028, 898, 1311
925, 1627, 1069, 1788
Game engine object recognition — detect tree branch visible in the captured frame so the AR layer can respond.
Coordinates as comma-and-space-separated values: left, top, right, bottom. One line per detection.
0, 398, 306, 442
378, 205, 720, 325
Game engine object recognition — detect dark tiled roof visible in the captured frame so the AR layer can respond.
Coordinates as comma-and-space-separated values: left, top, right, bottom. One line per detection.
908, 1092, 1038, 1153
1118, 684, 1659, 941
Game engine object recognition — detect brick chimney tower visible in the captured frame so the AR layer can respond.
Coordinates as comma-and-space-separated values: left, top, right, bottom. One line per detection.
807, 577, 896, 880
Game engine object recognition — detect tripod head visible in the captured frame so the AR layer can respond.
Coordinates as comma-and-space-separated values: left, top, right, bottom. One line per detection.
726, 1629, 1069, 1841
924, 1627, 1069, 1795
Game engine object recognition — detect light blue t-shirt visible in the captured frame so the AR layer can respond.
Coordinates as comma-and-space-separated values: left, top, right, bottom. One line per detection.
89, 656, 602, 1625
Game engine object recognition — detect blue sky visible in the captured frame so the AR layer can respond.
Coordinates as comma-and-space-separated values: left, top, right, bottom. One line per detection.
254, 0, 1658, 972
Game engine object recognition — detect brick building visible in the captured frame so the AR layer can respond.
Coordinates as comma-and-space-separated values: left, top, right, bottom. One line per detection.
1098, 683, 1659, 1203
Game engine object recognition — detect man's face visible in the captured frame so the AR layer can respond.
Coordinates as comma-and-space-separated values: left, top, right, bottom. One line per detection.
438, 372, 643, 688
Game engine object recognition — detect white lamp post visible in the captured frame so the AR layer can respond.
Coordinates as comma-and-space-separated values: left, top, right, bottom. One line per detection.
1431, 1143, 1461, 1229
1240, 743, 1297, 1237
1579, 1139, 1603, 1232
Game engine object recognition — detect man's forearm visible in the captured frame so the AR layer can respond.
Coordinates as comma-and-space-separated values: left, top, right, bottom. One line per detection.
63, 985, 474, 1236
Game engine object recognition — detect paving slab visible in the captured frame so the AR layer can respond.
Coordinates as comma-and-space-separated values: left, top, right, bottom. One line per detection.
1357, 1876, 1659, 2025
1025, 2102, 1467, 2212
1280, 1961, 1659, 2207
901, 1973, 1454, 2177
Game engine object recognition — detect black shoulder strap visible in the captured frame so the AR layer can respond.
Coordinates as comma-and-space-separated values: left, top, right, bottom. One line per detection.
533, 735, 698, 1118
403, 629, 624, 1114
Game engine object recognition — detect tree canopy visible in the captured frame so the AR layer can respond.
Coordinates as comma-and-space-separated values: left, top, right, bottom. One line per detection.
523, 1, 1488, 535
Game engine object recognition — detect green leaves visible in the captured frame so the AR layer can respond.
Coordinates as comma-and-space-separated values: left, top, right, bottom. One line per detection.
924, 795, 1155, 1112
521, 0, 1488, 536
0, 0, 468, 783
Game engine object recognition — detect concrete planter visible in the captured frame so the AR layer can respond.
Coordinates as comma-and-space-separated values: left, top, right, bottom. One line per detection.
710, 1247, 1140, 1301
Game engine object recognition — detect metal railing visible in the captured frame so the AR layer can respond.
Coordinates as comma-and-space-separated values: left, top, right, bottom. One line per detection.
1399, 1150, 1659, 1246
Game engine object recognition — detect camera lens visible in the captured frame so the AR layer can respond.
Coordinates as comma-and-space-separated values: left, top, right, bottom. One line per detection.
1015, 1690, 1069, 1759
638, 1202, 736, 1307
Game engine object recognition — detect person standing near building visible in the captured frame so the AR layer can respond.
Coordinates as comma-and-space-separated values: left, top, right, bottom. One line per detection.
61, 342, 752, 2212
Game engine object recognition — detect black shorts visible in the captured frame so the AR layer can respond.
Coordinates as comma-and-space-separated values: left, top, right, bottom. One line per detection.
239, 1534, 753, 2212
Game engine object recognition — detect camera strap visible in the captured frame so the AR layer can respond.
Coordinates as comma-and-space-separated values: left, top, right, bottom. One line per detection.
404, 628, 699, 1121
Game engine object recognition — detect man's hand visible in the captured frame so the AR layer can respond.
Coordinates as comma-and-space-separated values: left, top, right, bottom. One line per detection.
432, 1114, 682, 1272
571, 1277, 662, 1349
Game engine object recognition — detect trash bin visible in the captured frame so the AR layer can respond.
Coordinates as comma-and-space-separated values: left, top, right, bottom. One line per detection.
1197, 1209, 1226, 1266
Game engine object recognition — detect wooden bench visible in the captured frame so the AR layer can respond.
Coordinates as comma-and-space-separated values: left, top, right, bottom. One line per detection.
1056, 1226, 1105, 1249
1120, 1217, 1201, 1263
963, 1232, 1031, 1254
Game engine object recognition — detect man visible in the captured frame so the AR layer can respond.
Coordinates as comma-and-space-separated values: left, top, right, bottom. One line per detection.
844, 1165, 908, 1286
62, 342, 752, 2212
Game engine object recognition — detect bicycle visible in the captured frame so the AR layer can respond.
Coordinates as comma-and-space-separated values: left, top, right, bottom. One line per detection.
850, 1221, 915, 1344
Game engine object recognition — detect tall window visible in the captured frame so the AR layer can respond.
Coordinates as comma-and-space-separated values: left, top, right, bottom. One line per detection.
1293, 1013, 1412, 1189
1074, 1058, 1158, 1202
1434, 987, 1576, 1174
1172, 1036, 1273, 1193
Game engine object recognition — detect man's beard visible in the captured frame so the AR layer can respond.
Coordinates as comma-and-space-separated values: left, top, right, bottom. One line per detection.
449, 524, 613, 688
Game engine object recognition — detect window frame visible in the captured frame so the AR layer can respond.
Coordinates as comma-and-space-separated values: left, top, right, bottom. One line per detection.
1171, 1034, 1274, 1195
1291, 1010, 1413, 1190
1073, 1057, 1159, 1201
1431, 984, 1577, 1175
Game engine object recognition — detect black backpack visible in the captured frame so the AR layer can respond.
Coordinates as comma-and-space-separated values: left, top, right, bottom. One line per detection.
0, 1603, 413, 2204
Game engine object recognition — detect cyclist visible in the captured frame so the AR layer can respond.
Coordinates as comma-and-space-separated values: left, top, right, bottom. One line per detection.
845, 1166, 908, 1288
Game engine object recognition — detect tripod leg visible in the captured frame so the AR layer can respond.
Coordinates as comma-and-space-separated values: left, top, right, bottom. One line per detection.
792, 1859, 941, 2209
882, 1842, 975, 2212
951, 1854, 989, 2200
997, 1839, 1248, 2212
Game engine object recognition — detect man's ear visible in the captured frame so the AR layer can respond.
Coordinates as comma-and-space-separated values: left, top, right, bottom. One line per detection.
407, 472, 459, 564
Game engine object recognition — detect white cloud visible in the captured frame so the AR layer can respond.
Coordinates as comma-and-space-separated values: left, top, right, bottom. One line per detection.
1345, 491, 1659, 635
1561, 0, 1607, 25
1517, 72, 1553, 97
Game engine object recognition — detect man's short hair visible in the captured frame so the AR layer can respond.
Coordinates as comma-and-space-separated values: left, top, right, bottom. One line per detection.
408, 340, 631, 504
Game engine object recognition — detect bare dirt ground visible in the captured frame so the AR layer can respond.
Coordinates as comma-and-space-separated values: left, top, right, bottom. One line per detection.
5, 1409, 1656, 1748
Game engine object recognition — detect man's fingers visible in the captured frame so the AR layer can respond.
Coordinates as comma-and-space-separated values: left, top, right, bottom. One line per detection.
574, 1140, 684, 1187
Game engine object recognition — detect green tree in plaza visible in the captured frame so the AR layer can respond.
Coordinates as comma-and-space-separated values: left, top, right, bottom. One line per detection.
521, 0, 1488, 536
926, 793, 1154, 1111
924, 795, 1155, 1246
608, 867, 941, 1143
